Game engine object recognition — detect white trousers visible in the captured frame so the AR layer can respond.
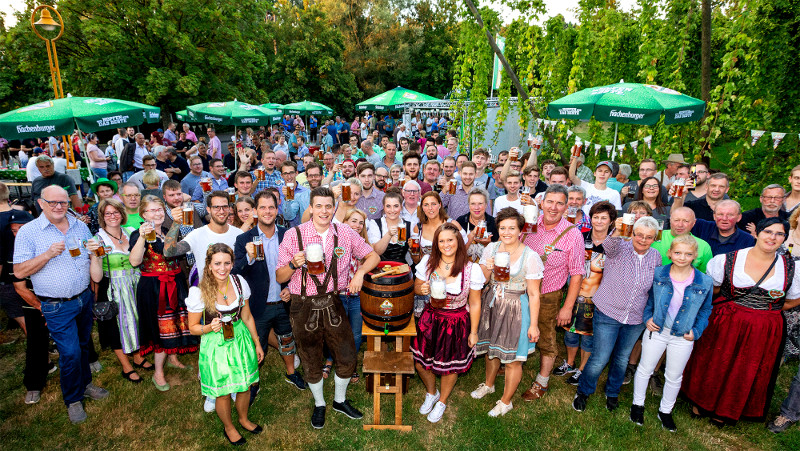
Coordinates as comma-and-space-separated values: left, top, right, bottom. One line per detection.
632, 327, 694, 413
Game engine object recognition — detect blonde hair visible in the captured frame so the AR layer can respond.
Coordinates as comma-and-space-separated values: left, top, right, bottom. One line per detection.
790, 207, 800, 231
343, 208, 369, 241
198, 243, 236, 316
142, 170, 160, 188
138, 195, 164, 217
670, 234, 698, 258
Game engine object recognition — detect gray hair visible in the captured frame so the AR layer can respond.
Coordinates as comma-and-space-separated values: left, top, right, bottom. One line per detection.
468, 187, 490, 205
390, 164, 403, 174
714, 199, 742, 215
121, 182, 140, 194
619, 164, 632, 178
346, 177, 362, 189
567, 185, 586, 200
152, 145, 166, 157
35, 155, 53, 166
762, 183, 786, 196
633, 216, 659, 234
135, 133, 145, 139
403, 180, 421, 191
543, 183, 568, 202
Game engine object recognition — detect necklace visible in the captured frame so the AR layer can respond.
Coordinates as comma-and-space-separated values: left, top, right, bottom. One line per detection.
216, 276, 230, 301
441, 258, 455, 270
105, 229, 124, 244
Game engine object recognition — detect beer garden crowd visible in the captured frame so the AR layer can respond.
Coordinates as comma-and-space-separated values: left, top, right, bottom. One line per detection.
3, 111, 800, 444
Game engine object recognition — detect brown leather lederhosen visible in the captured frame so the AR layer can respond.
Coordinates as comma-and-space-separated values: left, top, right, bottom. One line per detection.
289, 225, 357, 383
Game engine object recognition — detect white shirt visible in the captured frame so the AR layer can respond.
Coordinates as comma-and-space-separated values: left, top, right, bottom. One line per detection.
26, 157, 41, 181
53, 157, 68, 174
415, 254, 486, 292
579, 180, 622, 215
493, 194, 524, 216
185, 275, 251, 313
128, 169, 170, 189
182, 225, 243, 277
707, 248, 800, 298
114, 138, 128, 160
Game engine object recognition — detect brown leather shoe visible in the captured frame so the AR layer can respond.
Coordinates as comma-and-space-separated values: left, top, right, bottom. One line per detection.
521, 381, 548, 401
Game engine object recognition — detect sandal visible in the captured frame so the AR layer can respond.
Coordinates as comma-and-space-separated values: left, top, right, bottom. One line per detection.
322, 364, 332, 379
121, 370, 143, 384
133, 360, 154, 370
350, 372, 360, 384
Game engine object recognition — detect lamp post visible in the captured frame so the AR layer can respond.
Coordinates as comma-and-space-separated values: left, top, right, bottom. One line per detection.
31, 5, 76, 168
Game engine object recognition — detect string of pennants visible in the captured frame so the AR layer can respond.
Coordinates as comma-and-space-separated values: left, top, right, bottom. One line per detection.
749, 130, 797, 149
535, 118, 652, 158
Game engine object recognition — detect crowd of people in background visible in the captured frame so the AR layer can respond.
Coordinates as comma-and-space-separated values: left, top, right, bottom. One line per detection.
2, 110, 800, 443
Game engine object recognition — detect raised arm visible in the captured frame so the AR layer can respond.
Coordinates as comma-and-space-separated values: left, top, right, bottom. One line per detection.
162, 221, 192, 258
568, 151, 581, 186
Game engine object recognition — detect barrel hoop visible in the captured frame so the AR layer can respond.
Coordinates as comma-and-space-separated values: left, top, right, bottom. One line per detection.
361, 309, 413, 323
361, 285, 414, 298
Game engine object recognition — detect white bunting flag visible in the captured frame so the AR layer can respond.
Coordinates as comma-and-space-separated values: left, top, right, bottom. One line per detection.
630, 140, 639, 154
566, 129, 573, 139
561, 119, 566, 125
617, 144, 625, 158
750, 130, 765, 146
583, 140, 591, 149
772, 132, 786, 149
643, 135, 652, 149
594, 144, 601, 155
605, 145, 613, 154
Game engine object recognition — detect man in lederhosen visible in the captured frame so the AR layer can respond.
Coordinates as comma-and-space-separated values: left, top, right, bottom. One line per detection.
277, 187, 380, 429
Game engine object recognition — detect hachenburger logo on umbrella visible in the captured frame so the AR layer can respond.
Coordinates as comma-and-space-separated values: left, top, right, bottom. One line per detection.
558, 108, 582, 116
203, 115, 224, 122
96, 115, 130, 127
674, 110, 694, 119
608, 110, 646, 120
240, 118, 259, 124
16, 124, 56, 133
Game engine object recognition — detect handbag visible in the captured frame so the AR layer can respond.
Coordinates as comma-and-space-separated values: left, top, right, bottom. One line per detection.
93, 246, 119, 321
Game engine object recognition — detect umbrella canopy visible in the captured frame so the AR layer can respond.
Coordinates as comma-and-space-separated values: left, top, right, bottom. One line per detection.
281, 100, 333, 116
186, 101, 281, 126
261, 103, 284, 110
547, 81, 706, 126
0, 96, 161, 139
356, 86, 439, 112
175, 110, 189, 122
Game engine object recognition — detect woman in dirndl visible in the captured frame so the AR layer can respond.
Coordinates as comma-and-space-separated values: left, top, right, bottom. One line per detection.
187, 243, 264, 445
681, 218, 800, 426
411, 222, 484, 423
87, 199, 146, 383
129, 195, 197, 391
471, 207, 542, 417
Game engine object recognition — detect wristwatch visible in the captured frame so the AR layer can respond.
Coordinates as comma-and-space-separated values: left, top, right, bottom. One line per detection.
288, 261, 297, 271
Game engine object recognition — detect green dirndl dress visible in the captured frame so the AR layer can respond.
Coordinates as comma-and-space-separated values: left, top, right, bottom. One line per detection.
195, 277, 259, 397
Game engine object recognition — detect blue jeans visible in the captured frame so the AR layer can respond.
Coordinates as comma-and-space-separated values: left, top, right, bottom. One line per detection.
340, 294, 362, 352
564, 331, 594, 353
91, 167, 108, 179
122, 171, 134, 182
40, 290, 94, 405
780, 365, 800, 421
577, 309, 645, 398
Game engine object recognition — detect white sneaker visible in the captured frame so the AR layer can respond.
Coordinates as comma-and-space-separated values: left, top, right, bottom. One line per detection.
203, 396, 216, 413
470, 383, 496, 399
294, 354, 301, 369
488, 400, 513, 417
427, 401, 447, 423
419, 391, 440, 415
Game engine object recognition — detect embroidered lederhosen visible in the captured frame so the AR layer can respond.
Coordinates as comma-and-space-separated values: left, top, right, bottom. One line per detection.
289, 225, 356, 383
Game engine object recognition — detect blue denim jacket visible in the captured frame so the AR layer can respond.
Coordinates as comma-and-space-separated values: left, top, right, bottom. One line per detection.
644, 265, 714, 340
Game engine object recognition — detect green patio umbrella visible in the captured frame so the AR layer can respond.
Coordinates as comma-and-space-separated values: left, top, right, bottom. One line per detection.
0, 96, 161, 139
547, 80, 706, 148
281, 100, 334, 116
356, 86, 439, 112
175, 110, 190, 122
261, 103, 284, 110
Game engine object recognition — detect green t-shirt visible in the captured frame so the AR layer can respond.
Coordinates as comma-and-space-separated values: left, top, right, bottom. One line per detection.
125, 212, 144, 229
651, 230, 714, 273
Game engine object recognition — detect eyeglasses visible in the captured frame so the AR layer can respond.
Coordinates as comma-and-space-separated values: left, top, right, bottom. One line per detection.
103, 211, 122, 217
209, 205, 230, 211
122, 194, 141, 198
41, 199, 69, 209
143, 209, 163, 215
760, 230, 787, 238
643, 184, 660, 189
403, 189, 420, 194
761, 196, 784, 201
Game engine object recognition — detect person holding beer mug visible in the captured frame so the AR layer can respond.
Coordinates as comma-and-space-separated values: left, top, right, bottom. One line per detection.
331, 178, 362, 224
367, 191, 412, 264
412, 222, 485, 423
129, 195, 197, 392
232, 197, 256, 232
187, 244, 264, 445
471, 208, 543, 417
410, 191, 466, 265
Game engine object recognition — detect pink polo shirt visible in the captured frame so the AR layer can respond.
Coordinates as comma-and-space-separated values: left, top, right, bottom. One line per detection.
523, 216, 585, 294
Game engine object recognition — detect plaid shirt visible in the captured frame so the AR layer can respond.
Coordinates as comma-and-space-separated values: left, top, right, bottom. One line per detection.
356, 188, 385, 221
523, 216, 585, 294
278, 221, 374, 295
592, 236, 661, 325
252, 168, 284, 194
441, 183, 491, 223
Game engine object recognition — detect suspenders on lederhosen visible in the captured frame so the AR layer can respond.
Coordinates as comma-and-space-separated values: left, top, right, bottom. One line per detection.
292, 225, 344, 332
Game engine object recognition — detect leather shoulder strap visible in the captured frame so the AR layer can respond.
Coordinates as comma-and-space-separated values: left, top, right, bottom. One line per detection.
551, 225, 577, 249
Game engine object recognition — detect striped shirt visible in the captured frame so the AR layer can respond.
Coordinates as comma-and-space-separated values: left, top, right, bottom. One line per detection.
278, 221, 374, 295
592, 236, 662, 325
13, 215, 91, 298
523, 216, 585, 294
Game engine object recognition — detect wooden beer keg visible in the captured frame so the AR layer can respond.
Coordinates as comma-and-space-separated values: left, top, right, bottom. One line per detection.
361, 261, 414, 332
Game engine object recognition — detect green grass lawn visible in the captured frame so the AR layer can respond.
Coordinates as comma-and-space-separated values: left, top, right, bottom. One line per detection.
1, 324, 799, 450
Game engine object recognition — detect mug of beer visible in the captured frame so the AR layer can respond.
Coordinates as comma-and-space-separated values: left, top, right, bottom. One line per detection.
67, 236, 82, 258
585, 241, 594, 261
252, 236, 265, 261
220, 315, 235, 342
673, 178, 686, 198
145, 221, 158, 243
533, 136, 543, 153
475, 220, 487, 239
621, 213, 635, 240
255, 168, 265, 181
494, 251, 510, 282
397, 222, 407, 242
523, 204, 538, 233
429, 277, 447, 308
200, 177, 212, 193
409, 233, 421, 257
286, 182, 295, 200
226, 187, 236, 204
567, 206, 578, 224
509, 148, 518, 162
571, 144, 582, 158
448, 179, 457, 195
306, 243, 325, 275
656, 219, 665, 242
341, 181, 351, 201
182, 202, 194, 225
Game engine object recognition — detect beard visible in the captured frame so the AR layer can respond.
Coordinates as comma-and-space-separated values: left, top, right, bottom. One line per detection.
375, 179, 386, 189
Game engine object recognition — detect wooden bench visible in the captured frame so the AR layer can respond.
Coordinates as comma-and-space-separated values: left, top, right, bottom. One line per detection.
362, 350, 415, 431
